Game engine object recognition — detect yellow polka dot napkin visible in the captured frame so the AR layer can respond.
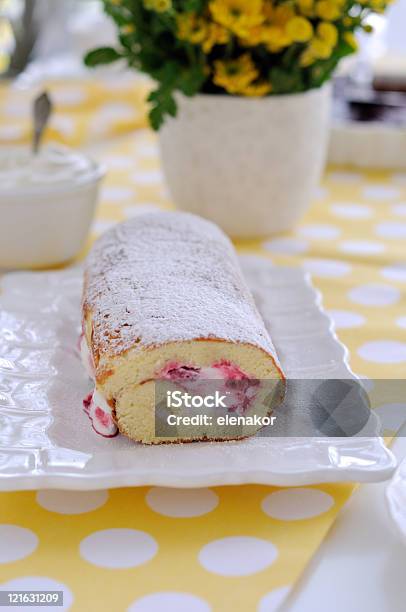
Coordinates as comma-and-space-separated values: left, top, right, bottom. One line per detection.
0, 78, 405, 612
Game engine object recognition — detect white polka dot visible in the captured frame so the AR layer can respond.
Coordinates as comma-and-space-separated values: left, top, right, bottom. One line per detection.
363, 185, 400, 200
89, 119, 109, 136
328, 170, 362, 183
331, 203, 372, 219
146, 488, 218, 518
298, 224, 340, 240
80, 528, 158, 568
89, 104, 138, 136
257, 586, 291, 612
374, 403, 406, 432
36, 490, 108, 515
339, 240, 385, 255
124, 204, 162, 218
53, 87, 86, 106
264, 238, 309, 255
261, 488, 334, 521
105, 75, 140, 91
313, 186, 328, 200
327, 310, 365, 329
358, 341, 406, 364
381, 263, 406, 283
128, 592, 210, 612
3, 97, 30, 118
0, 525, 38, 563
392, 203, 406, 216
396, 316, 406, 329
137, 142, 158, 158
375, 222, 406, 239
51, 114, 75, 137
92, 219, 117, 235
348, 284, 400, 307
0, 125, 24, 139
199, 537, 278, 576
0, 577, 73, 611
302, 258, 351, 278
101, 186, 134, 202
102, 155, 134, 170
98, 102, 136, 121
132, 170, 164, 185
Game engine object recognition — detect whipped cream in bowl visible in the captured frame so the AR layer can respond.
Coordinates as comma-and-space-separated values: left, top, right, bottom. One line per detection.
0, 144, 105, 268
0, 145, 101, 194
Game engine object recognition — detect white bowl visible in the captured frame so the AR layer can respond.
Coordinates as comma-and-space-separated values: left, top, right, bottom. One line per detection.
0, 147, 104, 269
386, 458, 406, 544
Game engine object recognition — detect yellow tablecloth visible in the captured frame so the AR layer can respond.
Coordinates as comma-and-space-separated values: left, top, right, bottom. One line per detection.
0, 78, 405, 612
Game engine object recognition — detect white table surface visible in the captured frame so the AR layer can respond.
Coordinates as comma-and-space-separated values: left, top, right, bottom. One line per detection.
285, 436, 406, 612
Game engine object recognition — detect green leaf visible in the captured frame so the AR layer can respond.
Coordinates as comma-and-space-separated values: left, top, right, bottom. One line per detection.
175, 0, 206, 12
269, 66, 304, 94
148, 86, 178, 130
103, 3, 132, 26
149, 106, 165, 131
178, 65, 206, 96
164, 94, 177, 117
84, 47, 122, 67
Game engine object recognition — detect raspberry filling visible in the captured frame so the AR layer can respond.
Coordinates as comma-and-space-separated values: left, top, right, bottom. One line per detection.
83, 391, 118, 438
159, 359, 259, 414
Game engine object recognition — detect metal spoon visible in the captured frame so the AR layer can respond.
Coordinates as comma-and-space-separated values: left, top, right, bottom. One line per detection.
32, 91, 52, 154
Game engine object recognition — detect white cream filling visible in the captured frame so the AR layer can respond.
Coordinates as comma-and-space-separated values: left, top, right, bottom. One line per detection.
86, 390, 118, 437
162, 364, 259, 416
80, 334, 117, 436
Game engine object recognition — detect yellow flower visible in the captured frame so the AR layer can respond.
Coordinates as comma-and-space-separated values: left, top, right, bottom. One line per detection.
315, 0, 341, 20
285, 16, 313, 42
317, 22, 338, 46
273, 4, 295, 26
241, 80, 272, 96
300, 49, 316, 66
213, 54, 259, 94
298, 0, 314, 17
144, 0, 172, 12
209, 0, 265, 37
309, 36, 333, 58
177, 13, 208, 44
370, 0, 385, 9
238, 1, 295, 48
263, 0, 274, 20
202, 23, 230, 52
343, 31, 358, 49
262, 25, 291, 51
239, 25, 265, 46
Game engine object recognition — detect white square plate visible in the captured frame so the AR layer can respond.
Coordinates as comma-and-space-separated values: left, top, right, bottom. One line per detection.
0, 257, 395, 490
386, 455, 406, 544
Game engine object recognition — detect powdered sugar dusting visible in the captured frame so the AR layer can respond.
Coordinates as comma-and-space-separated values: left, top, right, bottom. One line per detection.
83, 212, 280, 364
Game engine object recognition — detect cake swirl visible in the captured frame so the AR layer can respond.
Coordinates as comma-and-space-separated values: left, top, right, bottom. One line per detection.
82, 211, 285, 443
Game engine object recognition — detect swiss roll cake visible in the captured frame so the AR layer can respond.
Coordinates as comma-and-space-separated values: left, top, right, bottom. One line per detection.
81, 211, 285, 443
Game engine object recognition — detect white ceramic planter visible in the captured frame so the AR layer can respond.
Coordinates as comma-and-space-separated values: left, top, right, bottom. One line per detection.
159, 86, 331, 238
